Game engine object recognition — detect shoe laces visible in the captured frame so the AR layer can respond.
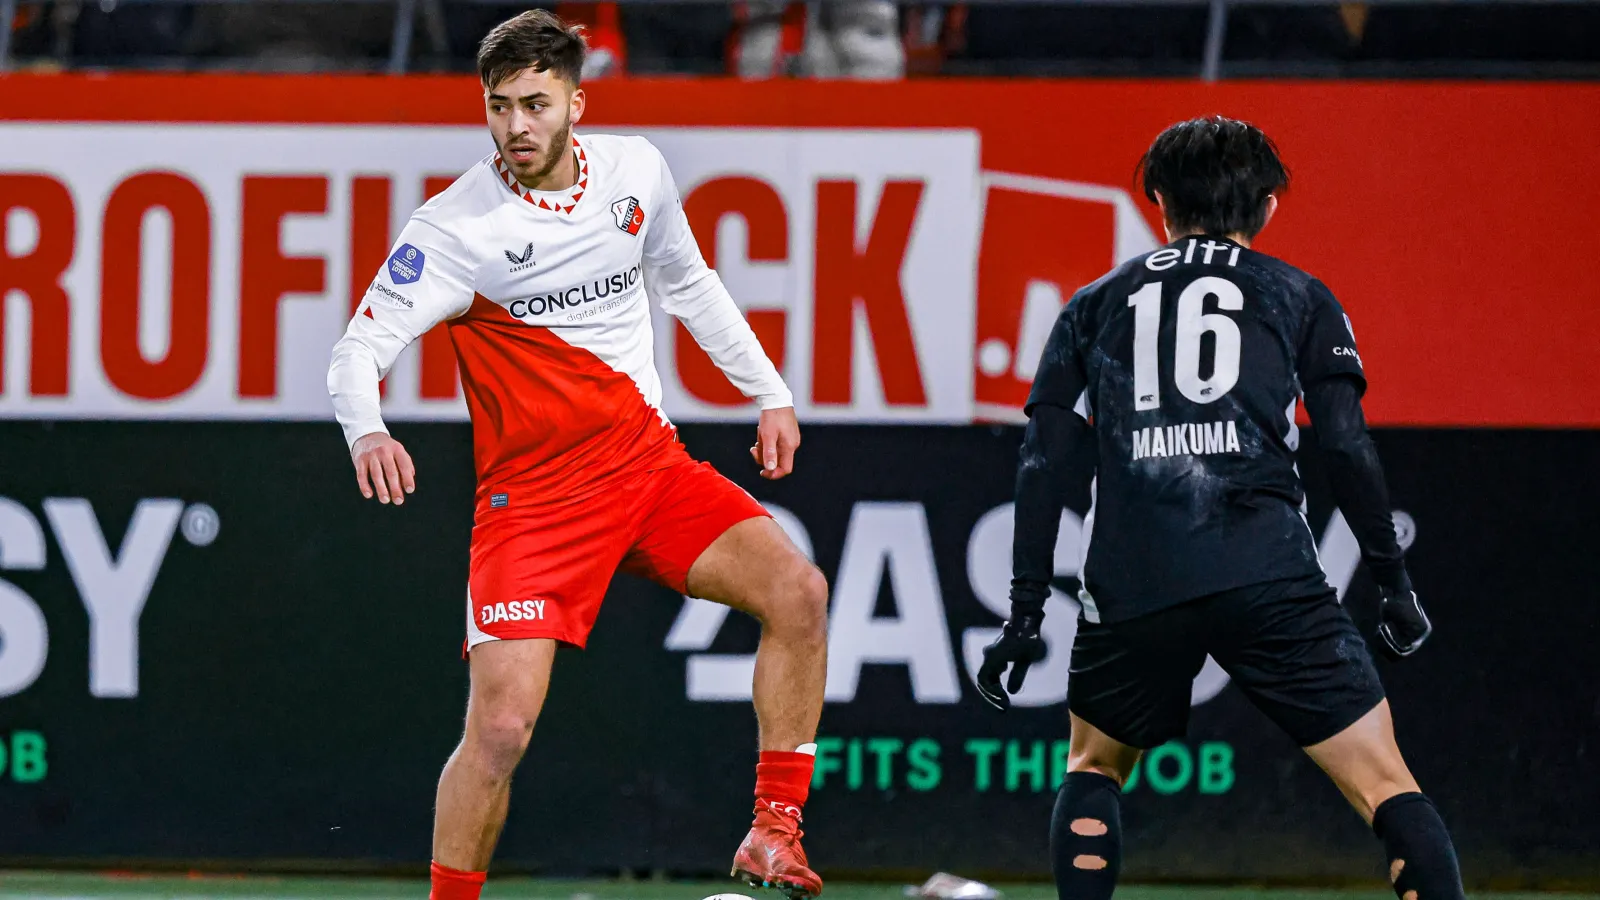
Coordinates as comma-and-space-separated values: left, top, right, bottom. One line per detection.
753, 800, 805, 841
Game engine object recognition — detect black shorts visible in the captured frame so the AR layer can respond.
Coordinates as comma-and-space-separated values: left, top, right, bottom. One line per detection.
1067, 574, 1385, 749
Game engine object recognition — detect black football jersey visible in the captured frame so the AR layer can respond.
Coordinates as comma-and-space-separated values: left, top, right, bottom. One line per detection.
1027, 234, 1367, 623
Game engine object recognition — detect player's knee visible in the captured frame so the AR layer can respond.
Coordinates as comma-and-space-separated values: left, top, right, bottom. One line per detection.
1067, 738, 1138, 786
749, 557, 828, 635
782, 563, 829, 640
1353, 776, 1421, 821
1315, 740, 1419, 817
1070, 760, 1133, 787
468, 709, 537, 776
798, 563, 829, 617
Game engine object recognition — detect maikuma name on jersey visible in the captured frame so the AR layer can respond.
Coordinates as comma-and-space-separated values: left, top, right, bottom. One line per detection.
1132, 420, 1242, 461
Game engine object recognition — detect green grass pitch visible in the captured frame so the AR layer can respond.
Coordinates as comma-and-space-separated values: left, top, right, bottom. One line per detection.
0, 874, 1592, 900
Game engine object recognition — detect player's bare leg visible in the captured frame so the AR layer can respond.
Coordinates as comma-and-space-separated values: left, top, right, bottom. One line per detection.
688, 517, 827, 750
1303, 699, 1418, 822
429, 638, 557, 899
1304, 700, 1465, 899
686, 516, 828, 899
1064, 713, 1142, 783
1049, 713, 1141, 900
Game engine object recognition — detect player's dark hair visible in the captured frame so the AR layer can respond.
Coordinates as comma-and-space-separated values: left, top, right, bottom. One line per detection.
1136, 116, 1289, 239
477, 10, 587, 90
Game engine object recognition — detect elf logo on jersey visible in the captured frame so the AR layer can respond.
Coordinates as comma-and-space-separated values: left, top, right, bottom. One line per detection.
612, 197, 645, 236
387, 243, 425, 284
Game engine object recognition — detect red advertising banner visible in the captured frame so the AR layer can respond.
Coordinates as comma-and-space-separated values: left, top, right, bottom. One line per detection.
1, 75, 1595, 426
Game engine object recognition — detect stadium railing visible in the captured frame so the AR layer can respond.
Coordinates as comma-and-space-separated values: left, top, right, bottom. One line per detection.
1, 0, 1598, 79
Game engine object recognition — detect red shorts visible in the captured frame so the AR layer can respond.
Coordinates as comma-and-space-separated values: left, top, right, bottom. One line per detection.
464, 459, 768, 651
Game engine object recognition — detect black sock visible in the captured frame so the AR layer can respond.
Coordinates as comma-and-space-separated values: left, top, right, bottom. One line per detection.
1050, 772, 1122, 900
1372, 792, 1466, 900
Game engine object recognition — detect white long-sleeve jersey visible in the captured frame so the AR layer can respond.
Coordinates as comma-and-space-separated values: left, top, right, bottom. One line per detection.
327, 133, 792, 506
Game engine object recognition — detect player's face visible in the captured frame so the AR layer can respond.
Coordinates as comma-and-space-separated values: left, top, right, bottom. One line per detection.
485, 67, 586, 186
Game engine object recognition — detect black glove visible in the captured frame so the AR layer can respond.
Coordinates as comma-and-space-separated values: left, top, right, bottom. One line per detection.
1376, 584, 1432, 659
975, 611, 1046, 710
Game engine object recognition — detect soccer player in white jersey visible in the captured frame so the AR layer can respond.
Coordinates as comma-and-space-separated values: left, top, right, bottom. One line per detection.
326, 12, 828, 900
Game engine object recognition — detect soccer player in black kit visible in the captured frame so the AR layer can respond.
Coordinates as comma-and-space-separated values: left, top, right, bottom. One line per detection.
976, 117, 1466, 900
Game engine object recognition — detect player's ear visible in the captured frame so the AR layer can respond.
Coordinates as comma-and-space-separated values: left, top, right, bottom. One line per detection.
569, 87, 586, 124
1260, 194, 1279, 232
1153, 191, 1176, 242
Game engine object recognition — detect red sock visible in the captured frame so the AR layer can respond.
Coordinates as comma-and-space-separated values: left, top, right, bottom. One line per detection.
756, 750, 816, 817
429, 861, 487, 900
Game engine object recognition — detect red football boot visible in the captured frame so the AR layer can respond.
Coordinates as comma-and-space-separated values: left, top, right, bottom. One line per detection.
731, 798, 823, 899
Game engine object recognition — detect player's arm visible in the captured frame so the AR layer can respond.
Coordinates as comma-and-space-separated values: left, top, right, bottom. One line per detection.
977, 302, 1096, 710
1298, 283, 1431, 658
327, 218, 474, 505
639, 143, 798, 479
1012, 404, 1097, 611
1303, 378, 1407, 590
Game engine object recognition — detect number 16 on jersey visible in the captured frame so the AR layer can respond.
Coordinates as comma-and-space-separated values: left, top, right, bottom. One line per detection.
1128, 276, 1245, 411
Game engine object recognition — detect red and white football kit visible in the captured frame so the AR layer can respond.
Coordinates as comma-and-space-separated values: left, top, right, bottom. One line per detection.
328, 133, 792, 650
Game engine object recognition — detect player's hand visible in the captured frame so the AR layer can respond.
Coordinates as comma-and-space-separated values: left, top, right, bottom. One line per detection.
1376, 585, 1432, 659
350, 432, 416, 506
975, 612, 1046, 711
750, 406, 800, 480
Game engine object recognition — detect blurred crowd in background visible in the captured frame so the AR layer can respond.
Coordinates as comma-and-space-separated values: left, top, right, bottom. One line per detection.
6, 0, 1600, 78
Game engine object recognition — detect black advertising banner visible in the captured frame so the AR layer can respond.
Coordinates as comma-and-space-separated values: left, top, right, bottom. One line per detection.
0, 422, 1595, 888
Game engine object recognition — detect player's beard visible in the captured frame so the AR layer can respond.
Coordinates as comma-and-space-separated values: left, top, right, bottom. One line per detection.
504, 116, 574, 190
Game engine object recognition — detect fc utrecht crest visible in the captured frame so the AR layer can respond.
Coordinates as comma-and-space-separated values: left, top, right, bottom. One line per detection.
612, 197, 645, 236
